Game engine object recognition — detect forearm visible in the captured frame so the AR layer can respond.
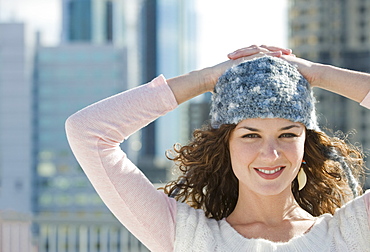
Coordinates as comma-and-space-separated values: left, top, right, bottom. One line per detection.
167, 69, 210, 105
314, 64, 370, 103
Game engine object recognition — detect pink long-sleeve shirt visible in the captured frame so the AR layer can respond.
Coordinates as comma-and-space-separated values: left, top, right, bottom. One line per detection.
66, 75, 370, 252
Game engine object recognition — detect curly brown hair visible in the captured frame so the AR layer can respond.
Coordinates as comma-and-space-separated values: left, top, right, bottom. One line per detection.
162, 124, 365, 220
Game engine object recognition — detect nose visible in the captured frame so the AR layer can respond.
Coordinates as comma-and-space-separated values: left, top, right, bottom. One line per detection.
259, 138, 280, 162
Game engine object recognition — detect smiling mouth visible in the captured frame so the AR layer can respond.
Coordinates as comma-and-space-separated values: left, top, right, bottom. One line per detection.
256, 167, 285, 175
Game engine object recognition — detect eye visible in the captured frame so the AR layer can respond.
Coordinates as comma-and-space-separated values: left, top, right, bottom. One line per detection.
279, 133, 298, 138
242, 133, 260, 138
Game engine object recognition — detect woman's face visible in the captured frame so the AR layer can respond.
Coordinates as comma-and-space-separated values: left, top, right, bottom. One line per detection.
229, 118, 306, 196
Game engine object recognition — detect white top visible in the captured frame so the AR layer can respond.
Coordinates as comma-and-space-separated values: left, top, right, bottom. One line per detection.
66, 75, 370, 252
175, 192, 370, 251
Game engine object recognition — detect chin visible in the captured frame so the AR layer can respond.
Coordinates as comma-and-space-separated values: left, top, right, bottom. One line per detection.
253, 184, 291, 197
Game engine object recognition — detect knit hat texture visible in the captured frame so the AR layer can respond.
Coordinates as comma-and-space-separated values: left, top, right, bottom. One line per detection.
211, 56, 319, 130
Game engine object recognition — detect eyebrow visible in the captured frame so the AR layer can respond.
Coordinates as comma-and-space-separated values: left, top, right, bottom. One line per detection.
237, 125, 301, 132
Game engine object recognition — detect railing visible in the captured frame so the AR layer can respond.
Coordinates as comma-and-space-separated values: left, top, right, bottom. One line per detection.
0, 211, 34, 252
0, 211, 149, 252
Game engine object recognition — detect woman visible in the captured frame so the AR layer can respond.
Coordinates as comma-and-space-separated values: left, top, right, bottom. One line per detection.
66, 45, 370, 251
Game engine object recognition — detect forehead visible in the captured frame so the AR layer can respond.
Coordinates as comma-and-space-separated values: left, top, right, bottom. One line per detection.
235, 118, 305, 130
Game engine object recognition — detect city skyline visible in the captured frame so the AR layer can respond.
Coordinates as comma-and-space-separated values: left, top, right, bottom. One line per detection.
0, 0, 289, 69
0, 1, 200, 250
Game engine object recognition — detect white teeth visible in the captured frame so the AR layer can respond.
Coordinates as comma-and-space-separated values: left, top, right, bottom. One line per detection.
257, 167, 283, 174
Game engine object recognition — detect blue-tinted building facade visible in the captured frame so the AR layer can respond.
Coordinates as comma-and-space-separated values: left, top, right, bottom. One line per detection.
34, 44, 127, 213
0, 0, 200, 250
32, 44, 150, 251
62, 0, 125, 44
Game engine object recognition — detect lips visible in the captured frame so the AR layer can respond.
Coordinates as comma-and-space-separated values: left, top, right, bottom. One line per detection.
254, 166, 285, 179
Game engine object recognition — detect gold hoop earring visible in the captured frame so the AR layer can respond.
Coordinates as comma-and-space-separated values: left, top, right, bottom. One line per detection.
297, 168, 307, 191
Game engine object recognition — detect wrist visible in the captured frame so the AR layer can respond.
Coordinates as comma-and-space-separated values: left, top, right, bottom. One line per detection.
310, 63, 331, 88
167, 68, 213, 105
193, 67, 218, 93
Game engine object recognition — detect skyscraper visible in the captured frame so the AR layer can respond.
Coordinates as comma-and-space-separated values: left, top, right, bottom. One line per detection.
33, 0, 198, 249
289, 0, 370, 71
61, 0, 125, 44
0, 0, 199, 249
156, 0, 199, 161
289, 0, 370, 187
61, 0, 162, 177
34, 44, 127, 214
0, 22, 34, 252
61, 0, 200, 182
0, 23, 33, 214
33, 43, 151, 251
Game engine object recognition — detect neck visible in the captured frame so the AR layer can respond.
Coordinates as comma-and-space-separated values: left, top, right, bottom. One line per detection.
227, 186, 312, 226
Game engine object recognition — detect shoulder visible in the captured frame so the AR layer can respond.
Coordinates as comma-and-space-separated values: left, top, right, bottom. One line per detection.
331, 192, 369, 229
324, 192, 370, 249
334, 190, 370, 219
175, 202, 229, 251
363, 189, 370, 211
175, 202, 218, 232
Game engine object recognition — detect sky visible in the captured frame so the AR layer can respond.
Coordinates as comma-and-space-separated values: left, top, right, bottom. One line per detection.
196, 0, 288, 67
0, 0, 288, 68
0, 0, 61, 42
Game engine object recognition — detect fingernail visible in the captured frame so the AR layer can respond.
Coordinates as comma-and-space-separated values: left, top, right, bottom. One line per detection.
228, 51, 237, 57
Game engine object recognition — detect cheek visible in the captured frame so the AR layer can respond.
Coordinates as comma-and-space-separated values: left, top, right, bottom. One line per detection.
282, 140, 305, 164
229, 142, 257, 168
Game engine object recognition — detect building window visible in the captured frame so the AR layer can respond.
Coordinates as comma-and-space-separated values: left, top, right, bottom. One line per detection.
359, 6, 366, 14
359, 20, 366, 29
360, 35, 367, 44
39, 193, 53, 206
37, 162, 56, 177
105, 1, 113, 42
308, 35, 318, 45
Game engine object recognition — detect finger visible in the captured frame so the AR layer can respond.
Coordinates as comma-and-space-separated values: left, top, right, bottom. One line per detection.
266, 51, 283, 57
260, 45, 292, 55
228, 45, 269, 59
237, 44, 264, 51
233, 51, 282, 65
230, 45, 270, 54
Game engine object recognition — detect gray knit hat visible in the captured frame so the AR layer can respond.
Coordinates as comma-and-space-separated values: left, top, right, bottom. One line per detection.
211, 56, 319, 130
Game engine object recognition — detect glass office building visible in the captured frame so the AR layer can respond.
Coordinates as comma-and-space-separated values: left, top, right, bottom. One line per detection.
32, 44, 151, 251
1, 0, 200, 250
0, 22, 34, 252
34, 44, 127, 213
289, 0, 370, 187
62, 0, 125, 44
